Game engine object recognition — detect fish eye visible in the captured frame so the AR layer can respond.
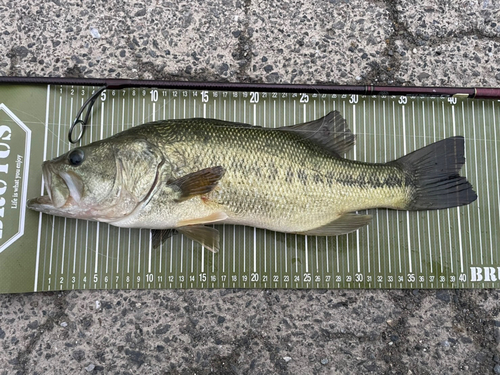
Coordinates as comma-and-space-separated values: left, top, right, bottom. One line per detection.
68, 148, 85, 166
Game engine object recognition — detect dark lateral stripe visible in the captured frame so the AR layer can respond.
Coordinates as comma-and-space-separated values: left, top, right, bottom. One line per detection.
333, 171, 405, 189
297, 170, 308, 185
276, 168, 407, 190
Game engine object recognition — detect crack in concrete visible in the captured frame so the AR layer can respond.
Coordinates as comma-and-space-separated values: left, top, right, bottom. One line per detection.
233, 0, 254, 82
204, 329, 287, 374
450, 290, 499, 372
358, 0, 407, 85
377, 290, 422, 374
13, 293, 68, 374
378, 290, 500, 373
366, 0, 500, 85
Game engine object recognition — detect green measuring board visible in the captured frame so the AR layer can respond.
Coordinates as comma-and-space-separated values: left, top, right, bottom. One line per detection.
0, 83, 498, 293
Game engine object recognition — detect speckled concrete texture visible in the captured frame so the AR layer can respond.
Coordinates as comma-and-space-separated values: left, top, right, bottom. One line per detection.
1, 0, 500, 374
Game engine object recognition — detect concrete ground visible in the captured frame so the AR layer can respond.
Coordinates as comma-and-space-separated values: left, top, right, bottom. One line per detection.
1, 0, 500, 373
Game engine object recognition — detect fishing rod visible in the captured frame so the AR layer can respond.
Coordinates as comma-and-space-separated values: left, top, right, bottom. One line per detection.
1, 76, 500, 98
1, 76, 499, 142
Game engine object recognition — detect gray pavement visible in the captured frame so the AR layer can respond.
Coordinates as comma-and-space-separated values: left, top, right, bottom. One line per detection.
1, 0, 500, 373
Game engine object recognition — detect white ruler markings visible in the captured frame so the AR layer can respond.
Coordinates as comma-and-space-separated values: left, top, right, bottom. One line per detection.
383, 100, 392, 276
412, 101, 422, 276
482, 101, 494, 263
471, 101, 483, 265
492, 101, 500, 266
431, 102, 444, 274
441, 102, 454, 275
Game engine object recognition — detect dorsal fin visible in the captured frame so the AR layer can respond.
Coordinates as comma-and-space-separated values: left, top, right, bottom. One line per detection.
279, 110, 355, 156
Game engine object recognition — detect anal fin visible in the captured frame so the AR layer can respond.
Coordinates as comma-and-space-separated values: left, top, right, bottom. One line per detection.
178, 225, 220, 253
300, 213, 372, 236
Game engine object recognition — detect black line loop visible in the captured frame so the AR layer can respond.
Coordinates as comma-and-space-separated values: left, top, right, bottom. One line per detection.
68, 86, 106, 143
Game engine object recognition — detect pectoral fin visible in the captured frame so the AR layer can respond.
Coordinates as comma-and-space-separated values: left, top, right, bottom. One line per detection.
300, 213, 372, 236
170, 166, 225, 202
177, 225, 220, 253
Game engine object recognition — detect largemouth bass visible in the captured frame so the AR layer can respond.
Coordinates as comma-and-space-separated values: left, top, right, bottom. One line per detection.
28, 111, 477, 252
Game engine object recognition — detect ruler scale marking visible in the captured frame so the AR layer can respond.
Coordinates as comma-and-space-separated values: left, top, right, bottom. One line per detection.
431, 102, 444, 273
492, 101, 499, 267
471, 102, 483, 265
481, 101, 494, 263
362, 99, 370, 276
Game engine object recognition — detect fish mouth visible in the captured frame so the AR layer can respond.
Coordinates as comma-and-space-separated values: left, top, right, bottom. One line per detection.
28, 162, 84, 211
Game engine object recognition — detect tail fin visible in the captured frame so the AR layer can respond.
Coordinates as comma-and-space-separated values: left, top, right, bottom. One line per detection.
393, 136, 477, 210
